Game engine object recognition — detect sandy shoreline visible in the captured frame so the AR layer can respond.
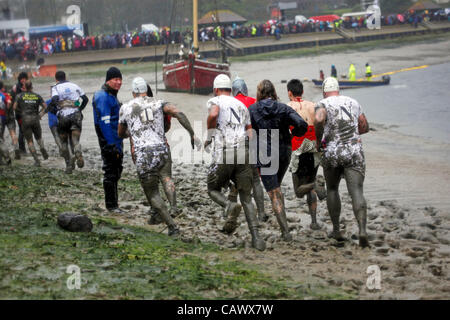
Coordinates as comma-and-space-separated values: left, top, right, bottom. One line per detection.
3, 38, 450, 299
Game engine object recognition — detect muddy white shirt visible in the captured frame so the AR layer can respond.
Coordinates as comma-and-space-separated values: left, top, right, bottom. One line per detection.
207, 95, 250, 163
119, 96, 169, 174
316, 95, 366, 175
51, 81, 85, 117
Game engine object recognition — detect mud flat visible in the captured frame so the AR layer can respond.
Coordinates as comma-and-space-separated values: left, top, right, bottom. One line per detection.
2, 37, 450, 299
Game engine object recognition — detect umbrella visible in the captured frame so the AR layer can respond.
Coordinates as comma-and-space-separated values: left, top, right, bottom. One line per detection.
397, 14, 405, 22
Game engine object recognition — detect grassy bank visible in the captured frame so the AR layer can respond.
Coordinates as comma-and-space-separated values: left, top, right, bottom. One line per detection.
0, 164, 351, 299
229, 32, 450, 63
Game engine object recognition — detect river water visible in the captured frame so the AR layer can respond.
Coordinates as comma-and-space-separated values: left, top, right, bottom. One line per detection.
345, 62, 450, 144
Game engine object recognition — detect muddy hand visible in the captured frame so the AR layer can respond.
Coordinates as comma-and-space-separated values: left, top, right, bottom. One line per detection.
191, 136, 202, 151
204, 139, 212, 153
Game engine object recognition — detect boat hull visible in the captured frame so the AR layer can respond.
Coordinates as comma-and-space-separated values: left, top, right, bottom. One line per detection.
313, 76, 390, 89
163, 57, 230, 95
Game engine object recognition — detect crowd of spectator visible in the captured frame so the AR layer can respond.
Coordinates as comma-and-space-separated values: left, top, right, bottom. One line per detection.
1, 9, 449, 62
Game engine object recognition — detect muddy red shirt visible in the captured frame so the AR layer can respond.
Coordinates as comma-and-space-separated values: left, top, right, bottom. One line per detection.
234, 94, 256, 108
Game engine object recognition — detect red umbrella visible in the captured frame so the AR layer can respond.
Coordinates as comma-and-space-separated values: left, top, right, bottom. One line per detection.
309, 15, 341, 22
397, 14, 405, 22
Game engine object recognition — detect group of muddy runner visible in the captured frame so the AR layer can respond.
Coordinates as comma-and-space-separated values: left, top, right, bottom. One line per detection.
0, 67, 370, 251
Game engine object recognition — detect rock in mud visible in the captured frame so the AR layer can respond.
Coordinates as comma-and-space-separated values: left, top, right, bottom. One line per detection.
57, 212, 93, 232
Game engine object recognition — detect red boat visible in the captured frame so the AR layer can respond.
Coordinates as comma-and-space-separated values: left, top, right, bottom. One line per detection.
162, 0, 230, 94
163, 55, 230, 95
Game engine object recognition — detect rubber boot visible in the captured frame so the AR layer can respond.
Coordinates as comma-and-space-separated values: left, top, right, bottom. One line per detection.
276, 209, 293, 242
104, 181, 118, 210
31, 150, 40, 167
244, 209, 266, 251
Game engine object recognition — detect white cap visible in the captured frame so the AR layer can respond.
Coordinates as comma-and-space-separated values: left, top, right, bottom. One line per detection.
132, 77, 147, 93
213, 74, 232, 89
322, 77, 339, 93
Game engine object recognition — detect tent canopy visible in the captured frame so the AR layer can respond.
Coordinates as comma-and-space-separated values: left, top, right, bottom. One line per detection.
198, 10, 247, 26
408, 1, 441, 11
309, 15, 341, 22
142, 24, 159, 33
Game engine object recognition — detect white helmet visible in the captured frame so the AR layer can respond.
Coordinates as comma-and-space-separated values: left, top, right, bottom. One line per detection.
213, 74, 232, 89
322, 77, 339, 93
132, 77, 147, 94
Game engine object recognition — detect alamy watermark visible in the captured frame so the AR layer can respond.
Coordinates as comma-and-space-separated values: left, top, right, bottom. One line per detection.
168, 122, 281, 175
66, 264, 81, 290
366, 5, 381, 30
366, 265, 381, 290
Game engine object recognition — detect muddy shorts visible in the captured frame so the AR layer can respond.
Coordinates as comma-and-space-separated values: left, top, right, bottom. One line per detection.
22, 117, 42, 141
136, 145, 172, 181
57, 110, 82, 134
259, 154, 291, 192
293, 153, 319, 185
322, 146, 366, 177
208, 162, 253, 194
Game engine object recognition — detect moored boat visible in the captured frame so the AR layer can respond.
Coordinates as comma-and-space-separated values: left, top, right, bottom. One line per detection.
162, 0, 230, 94
312, 75, 391, 89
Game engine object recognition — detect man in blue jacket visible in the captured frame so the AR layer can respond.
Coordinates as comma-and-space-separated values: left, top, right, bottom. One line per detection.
93, 67, 125, 214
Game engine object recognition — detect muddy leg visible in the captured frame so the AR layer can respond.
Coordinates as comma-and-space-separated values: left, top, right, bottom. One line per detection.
161, 176, 179, 216
344, 168, 369, 248
27, 140, 40, 166
252, 167, 267, 222
239, 189, 265, 251
307, 190, 321, 230
227, 183, 238, 203
35, 123, 48, 160
71, 129, 84, 168
8, 128, 20, 159
50, 126, 63, 156
141, 176, 178, 236
59, 132, 72, 174
268, 188, 292, 242
324, 166, 346, 241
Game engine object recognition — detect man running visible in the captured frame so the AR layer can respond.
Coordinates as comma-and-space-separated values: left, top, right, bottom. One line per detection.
10, 72, 28, 154
205, 74, 266, 251
118, 77, 201, 236
314, 77, 370, 248
93, 67, 125, 214
13, 81, 48, 166
287, 79, 322, 230
48, 71, 89, 174
230, 77, 267, 222
248, 80, 308, 242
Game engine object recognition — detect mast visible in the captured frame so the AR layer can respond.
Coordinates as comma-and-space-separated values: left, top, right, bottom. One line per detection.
193, 0, 199, 56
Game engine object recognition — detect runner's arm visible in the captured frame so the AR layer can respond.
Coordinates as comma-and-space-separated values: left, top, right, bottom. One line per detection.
79, 94, 89, 112
358, 113, 369, 135
39, 101, 48, 119
314, 105, 327, 151
163, 103, 201, 150
205, 104, 220, 149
